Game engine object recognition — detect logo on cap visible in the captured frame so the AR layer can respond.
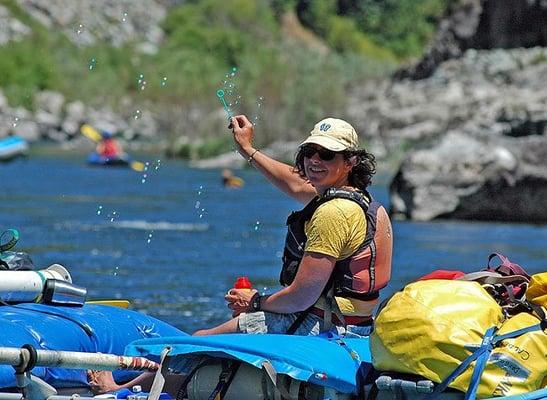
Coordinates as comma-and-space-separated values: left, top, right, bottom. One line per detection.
319, 123, 331, 132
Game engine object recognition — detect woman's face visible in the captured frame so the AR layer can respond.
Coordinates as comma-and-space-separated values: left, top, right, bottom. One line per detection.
302, 144, 353, 193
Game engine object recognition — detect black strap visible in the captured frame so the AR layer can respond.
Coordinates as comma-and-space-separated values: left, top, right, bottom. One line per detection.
286, 310, 310, 335
208, 360, 241, 400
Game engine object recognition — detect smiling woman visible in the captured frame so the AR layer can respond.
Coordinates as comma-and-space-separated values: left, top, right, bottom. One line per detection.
193, 115, 393, 337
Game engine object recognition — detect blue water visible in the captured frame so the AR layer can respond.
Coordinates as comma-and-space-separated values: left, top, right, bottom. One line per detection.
1, 155, 545, 333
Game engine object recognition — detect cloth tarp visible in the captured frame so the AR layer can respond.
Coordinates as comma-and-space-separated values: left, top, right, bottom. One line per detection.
126, 333, 372, 394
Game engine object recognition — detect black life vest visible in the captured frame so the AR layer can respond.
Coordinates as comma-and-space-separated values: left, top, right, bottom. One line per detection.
280, 188, 392, 301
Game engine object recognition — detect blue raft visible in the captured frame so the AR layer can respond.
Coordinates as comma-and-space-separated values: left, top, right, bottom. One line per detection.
0, 303, 185, 389
125, 334, 547, 400
126, 332, 372, 395
0, 136, 28, 162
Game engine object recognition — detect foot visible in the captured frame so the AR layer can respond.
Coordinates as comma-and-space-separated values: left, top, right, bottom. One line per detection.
87, 370, 122, 394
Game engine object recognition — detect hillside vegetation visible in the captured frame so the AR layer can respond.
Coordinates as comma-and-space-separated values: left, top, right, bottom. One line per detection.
0, 0, 448, 156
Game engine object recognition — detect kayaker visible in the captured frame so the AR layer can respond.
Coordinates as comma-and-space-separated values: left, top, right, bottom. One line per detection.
194, 114, 393, 336
96, 130, 123, 159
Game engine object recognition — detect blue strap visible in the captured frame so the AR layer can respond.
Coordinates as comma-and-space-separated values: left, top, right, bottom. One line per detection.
492, 324, 541, 344
464, 327, 497, 400
426, 326, 497, 400
427, 323, 541, 400
319, 330, 362, 367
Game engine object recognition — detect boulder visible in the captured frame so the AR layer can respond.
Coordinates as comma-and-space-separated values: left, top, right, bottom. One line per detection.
0, 5, 31, 45
389, 132, 547, 222
16, 0, 166, 49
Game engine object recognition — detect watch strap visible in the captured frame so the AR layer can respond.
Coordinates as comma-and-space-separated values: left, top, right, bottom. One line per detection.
250, 293, 261, 312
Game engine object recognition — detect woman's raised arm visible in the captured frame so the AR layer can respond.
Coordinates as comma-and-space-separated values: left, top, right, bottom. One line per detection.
230, 115, 317, 204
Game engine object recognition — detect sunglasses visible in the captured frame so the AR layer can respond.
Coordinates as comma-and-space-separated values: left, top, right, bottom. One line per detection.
301, 145, 338, 161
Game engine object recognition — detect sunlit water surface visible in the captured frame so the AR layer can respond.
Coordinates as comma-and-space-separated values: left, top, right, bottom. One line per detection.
1, 155, 545, 333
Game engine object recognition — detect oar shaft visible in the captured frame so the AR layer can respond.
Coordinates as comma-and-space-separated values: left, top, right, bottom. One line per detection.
0, 347, 158, 372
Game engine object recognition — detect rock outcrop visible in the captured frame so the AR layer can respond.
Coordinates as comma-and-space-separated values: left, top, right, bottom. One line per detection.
0, 5, 31, 45
396, 0, 547, 80
389, 132, 547, 223
383, 47, 547, 222
15, 0, 167, 53
348, 47, 547, 160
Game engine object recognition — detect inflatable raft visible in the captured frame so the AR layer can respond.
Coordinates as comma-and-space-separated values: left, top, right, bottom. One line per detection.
0, 303, 184, 390
125, 333, 547, 400
0, 136, 28, 162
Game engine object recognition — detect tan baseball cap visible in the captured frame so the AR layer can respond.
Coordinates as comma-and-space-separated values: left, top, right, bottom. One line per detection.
300, 118, 359, 151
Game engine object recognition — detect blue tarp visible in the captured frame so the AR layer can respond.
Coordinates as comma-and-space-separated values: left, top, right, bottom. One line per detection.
0, 303, 185, 388
126, 333, 372, 394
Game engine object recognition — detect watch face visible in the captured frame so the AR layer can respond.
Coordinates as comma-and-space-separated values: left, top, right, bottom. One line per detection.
252, 295, 260, 311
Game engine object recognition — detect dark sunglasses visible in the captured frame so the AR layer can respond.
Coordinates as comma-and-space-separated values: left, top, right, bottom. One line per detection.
301, 145, 338, 161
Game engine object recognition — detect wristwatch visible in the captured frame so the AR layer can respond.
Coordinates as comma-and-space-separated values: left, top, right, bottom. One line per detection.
250, 293, 262, 312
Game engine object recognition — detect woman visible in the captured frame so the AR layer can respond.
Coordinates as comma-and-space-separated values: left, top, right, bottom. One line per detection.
86, 115, 393, 393
194, 115, 393, 336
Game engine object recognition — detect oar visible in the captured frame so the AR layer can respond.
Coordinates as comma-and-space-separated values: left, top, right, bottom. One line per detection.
0, 346, 158, 371
80, 124, 146, 172
86, 299, 130, 308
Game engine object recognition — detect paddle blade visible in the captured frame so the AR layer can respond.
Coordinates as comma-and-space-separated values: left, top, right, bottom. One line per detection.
86, 299, 131, 308
130, 161, 145, 172
81, 124, 102, 142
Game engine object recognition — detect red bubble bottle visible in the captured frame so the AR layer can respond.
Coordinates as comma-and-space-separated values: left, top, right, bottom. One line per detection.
234, 276, 253, 292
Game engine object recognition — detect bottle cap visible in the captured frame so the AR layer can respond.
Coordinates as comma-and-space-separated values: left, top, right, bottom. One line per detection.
234, 276, 252, 289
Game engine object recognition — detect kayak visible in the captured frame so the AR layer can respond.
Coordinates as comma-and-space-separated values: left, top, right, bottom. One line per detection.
87, 152, 131, 167
0, 136, 28, 162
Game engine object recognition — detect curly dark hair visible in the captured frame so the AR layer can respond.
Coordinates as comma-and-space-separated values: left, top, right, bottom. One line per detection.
293, 147, 377, 190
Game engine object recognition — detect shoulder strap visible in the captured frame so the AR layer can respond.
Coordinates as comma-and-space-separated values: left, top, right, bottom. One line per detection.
322, 188, 370, 209
487, 253, 531, 279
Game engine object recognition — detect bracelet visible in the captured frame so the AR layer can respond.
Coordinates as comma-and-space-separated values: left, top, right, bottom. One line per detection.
247, 149, 260, 164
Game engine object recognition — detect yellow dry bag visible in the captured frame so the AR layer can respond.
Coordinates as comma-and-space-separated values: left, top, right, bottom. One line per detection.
371, 279, 547, 397
371, 280, 504, 384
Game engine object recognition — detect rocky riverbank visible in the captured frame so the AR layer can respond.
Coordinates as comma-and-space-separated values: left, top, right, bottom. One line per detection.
378, 47, 547, 222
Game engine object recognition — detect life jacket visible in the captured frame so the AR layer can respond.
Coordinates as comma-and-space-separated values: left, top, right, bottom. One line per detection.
280, 188, 392, 301
98, 138, 120, 158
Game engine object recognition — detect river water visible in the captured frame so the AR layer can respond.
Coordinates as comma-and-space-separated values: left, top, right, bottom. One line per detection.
1, 154, 545, 333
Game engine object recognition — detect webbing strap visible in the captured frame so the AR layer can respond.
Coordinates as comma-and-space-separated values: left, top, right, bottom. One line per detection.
324, 286, 333, 332
426, 322, 543, 400
464, 327, 496, 400
286, 311, 308, 335
208, 360, 240, 400
426, 326, 497, 399
323, 285, 345, 331
148, 346, 171, 400
493, 323, 542, 343
262, 360, 292, 400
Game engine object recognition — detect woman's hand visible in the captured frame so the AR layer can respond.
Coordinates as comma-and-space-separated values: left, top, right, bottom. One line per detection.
225, 288, 258, 317
229, 115, 254, 155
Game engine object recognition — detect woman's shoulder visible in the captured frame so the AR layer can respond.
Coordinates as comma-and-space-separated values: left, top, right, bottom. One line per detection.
315, 197, 364, 218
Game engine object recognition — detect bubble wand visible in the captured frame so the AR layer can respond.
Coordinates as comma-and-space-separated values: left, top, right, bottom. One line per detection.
216, 89, 233, 120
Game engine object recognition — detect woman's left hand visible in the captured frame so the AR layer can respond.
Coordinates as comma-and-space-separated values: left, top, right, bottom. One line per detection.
225, 288, 258, 317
